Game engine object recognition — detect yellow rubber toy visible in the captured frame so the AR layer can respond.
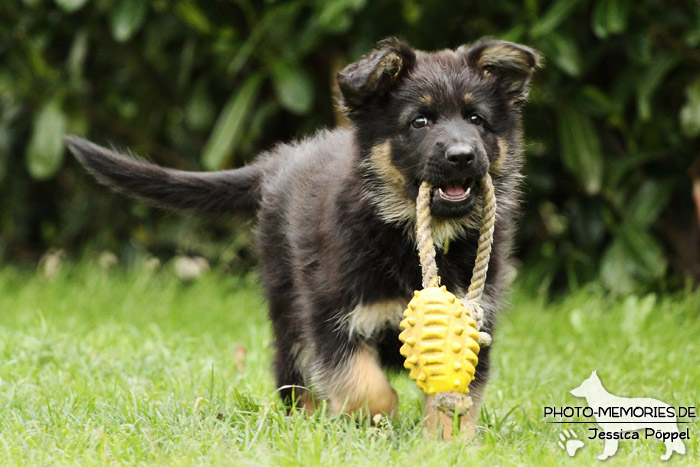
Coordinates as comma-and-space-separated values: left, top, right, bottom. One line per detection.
399, 286, 481, 395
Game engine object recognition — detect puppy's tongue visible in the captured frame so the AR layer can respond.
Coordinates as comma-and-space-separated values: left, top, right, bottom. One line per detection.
438, 184, 469, 201
443, 185, 466, 198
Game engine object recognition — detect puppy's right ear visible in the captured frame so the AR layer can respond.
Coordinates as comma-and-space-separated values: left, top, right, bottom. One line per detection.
337, 38, 415, 111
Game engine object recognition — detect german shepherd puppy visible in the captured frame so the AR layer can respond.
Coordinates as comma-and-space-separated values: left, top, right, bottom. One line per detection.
65, 38, 539, 433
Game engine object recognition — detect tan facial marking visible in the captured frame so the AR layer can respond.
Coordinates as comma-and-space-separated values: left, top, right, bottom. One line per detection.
490, 138, 509, 175
463, 92, 473, 104
420, 94, 434, 106
361, 142, 480, 245
328, 345, 398, 418
360, 141, 414, 225
369, 141, 405, 189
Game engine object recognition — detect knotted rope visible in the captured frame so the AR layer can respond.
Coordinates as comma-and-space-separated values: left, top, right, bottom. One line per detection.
414, 173, 496, 416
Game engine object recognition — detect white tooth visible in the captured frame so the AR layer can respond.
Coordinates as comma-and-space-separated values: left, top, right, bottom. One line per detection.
465, 187, 471, 196
438, 188, 445, 197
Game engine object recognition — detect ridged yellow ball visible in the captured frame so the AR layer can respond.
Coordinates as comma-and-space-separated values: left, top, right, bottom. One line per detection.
398, 286, 481, 395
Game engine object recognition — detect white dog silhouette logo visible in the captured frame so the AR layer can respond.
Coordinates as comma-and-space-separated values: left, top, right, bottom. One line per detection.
570, 370, 686, 460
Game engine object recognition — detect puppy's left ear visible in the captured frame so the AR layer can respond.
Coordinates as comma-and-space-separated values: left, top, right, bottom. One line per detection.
337, 38, 416, 111
462, 40, 541, 105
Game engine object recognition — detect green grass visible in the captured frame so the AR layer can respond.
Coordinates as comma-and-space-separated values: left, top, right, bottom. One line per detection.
1, 261, 698, 466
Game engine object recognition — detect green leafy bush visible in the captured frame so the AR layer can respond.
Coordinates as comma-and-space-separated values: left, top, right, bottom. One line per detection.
1, 0, 698, 292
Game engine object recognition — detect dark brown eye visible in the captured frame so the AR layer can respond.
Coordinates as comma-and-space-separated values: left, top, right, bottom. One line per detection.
411, 116, 429, 129
469, 114, 484, 126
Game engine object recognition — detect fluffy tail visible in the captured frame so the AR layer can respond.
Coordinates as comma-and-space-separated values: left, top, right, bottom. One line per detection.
64, 135, 262, 214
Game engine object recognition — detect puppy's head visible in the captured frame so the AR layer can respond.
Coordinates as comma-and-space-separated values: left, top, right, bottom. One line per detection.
339, 38, 539, 238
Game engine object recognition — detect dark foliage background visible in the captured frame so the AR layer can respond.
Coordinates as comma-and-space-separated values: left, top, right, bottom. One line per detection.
1, 0, 699, 293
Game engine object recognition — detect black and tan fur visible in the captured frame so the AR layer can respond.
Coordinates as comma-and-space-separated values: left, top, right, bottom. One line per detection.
65, 38, 539, 433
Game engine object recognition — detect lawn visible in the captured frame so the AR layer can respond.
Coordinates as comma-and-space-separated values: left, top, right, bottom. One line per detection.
1, 260, 698, 466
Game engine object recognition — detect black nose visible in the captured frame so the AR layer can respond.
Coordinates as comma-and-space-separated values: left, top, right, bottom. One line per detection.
445, 145, 475, 168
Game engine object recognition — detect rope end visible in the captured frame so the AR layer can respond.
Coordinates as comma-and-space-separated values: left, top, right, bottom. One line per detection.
433, 391, 473, 418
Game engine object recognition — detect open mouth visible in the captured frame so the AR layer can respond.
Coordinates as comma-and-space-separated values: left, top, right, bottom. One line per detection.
436, 183, 471, 203
424, 178, 477, 218
433, 178, 475, 205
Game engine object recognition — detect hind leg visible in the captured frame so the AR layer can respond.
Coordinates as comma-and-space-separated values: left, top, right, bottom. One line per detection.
267, 299, 315, 412
273, 342, 314, 412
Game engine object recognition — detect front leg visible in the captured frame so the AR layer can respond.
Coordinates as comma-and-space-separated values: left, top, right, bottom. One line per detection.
301, 297, 404, 419
311, 340, 398, 419
424, 380, 484, 440
424, 345, 490, 439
